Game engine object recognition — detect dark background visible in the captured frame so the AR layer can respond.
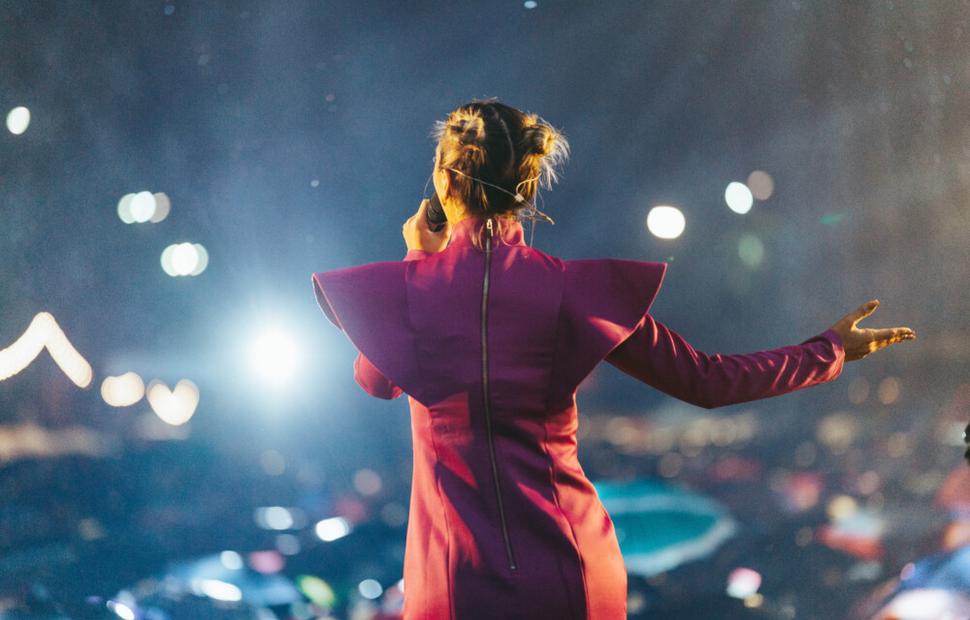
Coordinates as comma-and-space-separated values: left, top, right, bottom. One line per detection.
0, 1, 965, 618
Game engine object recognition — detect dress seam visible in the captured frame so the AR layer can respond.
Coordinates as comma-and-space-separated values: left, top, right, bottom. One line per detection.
426, 412, 456, 620
543, 416, 590, 619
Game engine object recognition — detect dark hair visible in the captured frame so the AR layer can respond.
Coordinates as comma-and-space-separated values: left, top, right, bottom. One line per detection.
429, 97, 570, 221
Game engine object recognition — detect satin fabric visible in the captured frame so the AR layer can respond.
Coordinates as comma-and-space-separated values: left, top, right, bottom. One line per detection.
311, 216, 845, 619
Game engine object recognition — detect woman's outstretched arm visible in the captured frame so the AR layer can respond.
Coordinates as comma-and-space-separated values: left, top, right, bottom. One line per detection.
604, 299, 915, 409
604, 314, 846, 409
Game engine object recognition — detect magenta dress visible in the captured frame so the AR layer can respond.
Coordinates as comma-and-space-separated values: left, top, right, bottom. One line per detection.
311, 215, 845, 619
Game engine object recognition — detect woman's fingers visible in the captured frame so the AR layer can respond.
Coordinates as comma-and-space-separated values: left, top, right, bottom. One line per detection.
865, 326, 916, 351
851, 299, 880, 327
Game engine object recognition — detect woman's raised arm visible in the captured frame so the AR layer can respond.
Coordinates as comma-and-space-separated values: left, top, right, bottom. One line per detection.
604, 314, 846, 409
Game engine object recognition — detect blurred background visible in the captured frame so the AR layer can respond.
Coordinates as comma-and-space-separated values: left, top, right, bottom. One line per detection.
1, 1, 967, 618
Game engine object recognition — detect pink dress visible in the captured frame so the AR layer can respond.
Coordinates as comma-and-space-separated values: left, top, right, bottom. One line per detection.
311, 215, 845, 619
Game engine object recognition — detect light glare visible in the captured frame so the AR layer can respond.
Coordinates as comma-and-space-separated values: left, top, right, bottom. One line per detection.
646, 206, 686, 240
248, 327, 301, 387
358, 579, 383, 600
725, 182, 753, 214
6, 106, 30, 135
315, 516, 351, 542
130, 191, 157, 223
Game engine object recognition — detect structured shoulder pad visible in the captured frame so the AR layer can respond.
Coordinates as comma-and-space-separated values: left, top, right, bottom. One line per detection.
550, 258, 668, 404
312, 261, 421, 400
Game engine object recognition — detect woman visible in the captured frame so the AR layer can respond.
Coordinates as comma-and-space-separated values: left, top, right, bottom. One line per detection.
311, 98, 915, 619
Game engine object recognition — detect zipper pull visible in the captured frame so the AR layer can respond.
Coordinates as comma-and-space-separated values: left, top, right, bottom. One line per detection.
486, 217, 494, 245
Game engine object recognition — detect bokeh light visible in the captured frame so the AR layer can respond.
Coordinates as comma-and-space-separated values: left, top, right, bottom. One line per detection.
198, 579, 242, 602
358, 579, 383, 600
100, 372, 146, 407
726, 567, 762, 599
6, 106, 30, 135
297, 575, 335, 607
353, 468, 383, 496
219, 550, 244, 570
0, 312, 92, 387
725, 182, 754, 214
130, 191, 156, 223
106, 601, 135, 620
315, 517, 351, 542
646, 205, 686, 239
737, 233, 764, 268
146, 379, 199, 426
746, 170, 774, 200
848, 376, 870, 404
161, 242, 208, 277
149, 192, 171, 223
877, 376, 901, 404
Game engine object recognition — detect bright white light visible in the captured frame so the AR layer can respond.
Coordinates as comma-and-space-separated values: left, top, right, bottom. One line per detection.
107, 601, 135, 620
220, 550, 244, 570
524, 0, 538, 7
248, 327, 301, 387
199, 579, 243, 602
725, 182, 753, 214
882, 589, 970, 620
130, 191, 157, 223
117, 194, 136, 224
358, 579, 383, 600
315, 516, 351, 542
0, 312, 92, 387
161, 242, 207, 277
646, 206, 686, 239
161, 244, 177, 276
6, 106, 30, 135
101, 372, 146, 407
190, 243, 209, 276
172, 242, 200, 275
146, 379, 199, 426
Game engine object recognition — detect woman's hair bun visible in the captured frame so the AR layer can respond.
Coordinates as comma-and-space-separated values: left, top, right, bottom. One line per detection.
450, 115, 485, 147
521, 124, 552, 156
518, 119, 570, 191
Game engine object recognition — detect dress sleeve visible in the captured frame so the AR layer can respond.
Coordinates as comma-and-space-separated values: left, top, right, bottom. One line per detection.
604, 313, 846, 409
347, 248, 430, 400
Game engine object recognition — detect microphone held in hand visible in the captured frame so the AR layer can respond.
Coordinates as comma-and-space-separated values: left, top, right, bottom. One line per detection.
425, 192, 447, 232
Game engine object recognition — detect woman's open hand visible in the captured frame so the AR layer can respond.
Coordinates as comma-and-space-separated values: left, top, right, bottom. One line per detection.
403, 199, 451, 253
828, 299, 916, 362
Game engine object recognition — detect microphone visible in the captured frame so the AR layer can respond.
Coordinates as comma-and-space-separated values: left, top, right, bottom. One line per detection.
425, 192, 448, 232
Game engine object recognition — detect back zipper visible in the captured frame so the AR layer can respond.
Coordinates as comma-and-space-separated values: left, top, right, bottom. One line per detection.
482, 217, 517, 572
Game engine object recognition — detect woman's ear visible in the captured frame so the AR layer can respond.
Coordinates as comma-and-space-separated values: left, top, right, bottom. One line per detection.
432, 165, 448, 201
441, 167, 452, 196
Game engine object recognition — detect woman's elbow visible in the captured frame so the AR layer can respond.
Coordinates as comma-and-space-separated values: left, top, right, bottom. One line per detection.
353, 374, 403, 400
